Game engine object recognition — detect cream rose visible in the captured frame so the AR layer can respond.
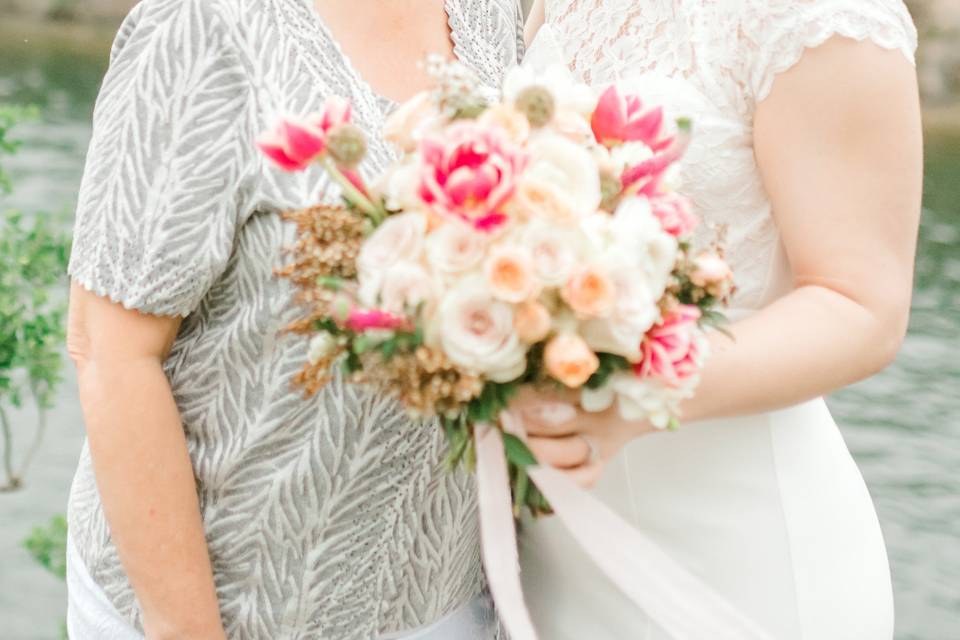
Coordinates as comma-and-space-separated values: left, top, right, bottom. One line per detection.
357, 211, 427, 278
375, 261, 440, 315
520, 222, 580, 287
383, 91, 443, 152
508, 179, 579, 227
524, 134, 602, 219
425, 219, 487, 276
437, 278, 527, 382
479, 104, 531, 145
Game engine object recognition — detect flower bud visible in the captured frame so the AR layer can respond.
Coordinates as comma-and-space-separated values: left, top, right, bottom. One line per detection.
599, 169, 623, 211
308, 332, 337, 365
515, 85, 556, 128
326, 123, 367, 168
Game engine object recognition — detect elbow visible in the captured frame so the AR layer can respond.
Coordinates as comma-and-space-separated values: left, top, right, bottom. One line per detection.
868, 297, 911, 374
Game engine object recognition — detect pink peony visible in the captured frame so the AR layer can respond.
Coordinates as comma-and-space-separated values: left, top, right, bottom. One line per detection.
591, 85, 672, 150
345, 308, 408, 332
418, 122, 526, 232
650, 192, 699, 237
634, 305, 703, 386
621, 120, 691, 197
256, 97, 353, 171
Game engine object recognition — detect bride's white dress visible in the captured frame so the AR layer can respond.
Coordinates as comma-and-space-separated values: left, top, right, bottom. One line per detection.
520, 1, 917, 638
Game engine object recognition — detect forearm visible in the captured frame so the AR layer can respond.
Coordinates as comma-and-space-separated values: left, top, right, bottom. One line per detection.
682, 284, 906, 424
78, 358, 225, 640
525, 0, 545, 46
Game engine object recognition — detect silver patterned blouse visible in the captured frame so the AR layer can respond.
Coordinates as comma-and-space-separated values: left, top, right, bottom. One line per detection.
66, 0, 524, 637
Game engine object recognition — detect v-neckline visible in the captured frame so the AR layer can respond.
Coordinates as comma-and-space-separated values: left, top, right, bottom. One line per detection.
302, 0, 463, 110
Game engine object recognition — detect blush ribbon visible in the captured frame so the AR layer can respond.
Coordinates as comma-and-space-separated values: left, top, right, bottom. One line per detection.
474, 413, 774, 640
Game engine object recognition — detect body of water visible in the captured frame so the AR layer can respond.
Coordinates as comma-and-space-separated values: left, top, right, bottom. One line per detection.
0, 19, 957, 640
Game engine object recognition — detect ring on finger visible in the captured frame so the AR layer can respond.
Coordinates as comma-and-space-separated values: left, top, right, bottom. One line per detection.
576, 433, 601, 464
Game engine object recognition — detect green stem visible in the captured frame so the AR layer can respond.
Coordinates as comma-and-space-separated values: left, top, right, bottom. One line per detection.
322, 157, 382, 223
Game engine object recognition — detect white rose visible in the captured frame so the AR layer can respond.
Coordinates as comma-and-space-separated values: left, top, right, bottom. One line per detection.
610, 373, 697, 428
610, 196, 678, 298
437, 277, 528, 383
580, 266, 660, 360
375, 261, 441, 315
520, 222, 581, 287
357, 211, 427, 278
376, 160, 423, 212
525, 134, 602, 219
425, 219, 487, 276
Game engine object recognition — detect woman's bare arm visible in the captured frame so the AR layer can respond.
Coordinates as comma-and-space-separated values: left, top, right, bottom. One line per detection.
67, 283, 226, 640
682, 37, 922, 421
525, 0, 546, 46
515, 38, 923, 476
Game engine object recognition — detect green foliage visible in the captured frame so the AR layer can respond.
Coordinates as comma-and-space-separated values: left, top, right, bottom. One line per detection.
22, 515, 68, 580
0, 106, 71, 491
0, 105, 39, 195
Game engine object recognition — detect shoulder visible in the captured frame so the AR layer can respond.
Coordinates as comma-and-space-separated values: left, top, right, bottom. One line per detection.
706, 0, 918, 106
109, 0, 250, 64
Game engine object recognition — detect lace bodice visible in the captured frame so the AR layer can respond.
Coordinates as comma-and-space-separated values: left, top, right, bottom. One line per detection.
542, 0, 917, 309
66, 0, 522, 638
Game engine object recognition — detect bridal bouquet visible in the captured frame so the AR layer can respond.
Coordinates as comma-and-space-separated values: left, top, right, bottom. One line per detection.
257, 60, 733, 515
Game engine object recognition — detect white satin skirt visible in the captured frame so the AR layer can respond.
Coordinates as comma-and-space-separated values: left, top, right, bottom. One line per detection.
519, 398, 894, 639
66, 535, 499, 640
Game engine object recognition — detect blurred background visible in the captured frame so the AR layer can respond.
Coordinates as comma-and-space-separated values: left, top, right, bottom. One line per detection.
0, 1, 957, 639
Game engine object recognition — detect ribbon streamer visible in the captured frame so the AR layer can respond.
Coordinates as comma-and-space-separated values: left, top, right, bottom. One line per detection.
474, 423, 539, 640
476, 414, 774, 640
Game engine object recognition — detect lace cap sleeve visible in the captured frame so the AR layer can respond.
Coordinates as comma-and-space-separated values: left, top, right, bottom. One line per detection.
68, 0, 255, 317
742, 0, 918, 106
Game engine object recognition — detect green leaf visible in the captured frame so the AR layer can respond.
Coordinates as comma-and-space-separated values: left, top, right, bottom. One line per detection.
502, 433, 537, 468
585, 353, 630, 390
22, 515, 67, 580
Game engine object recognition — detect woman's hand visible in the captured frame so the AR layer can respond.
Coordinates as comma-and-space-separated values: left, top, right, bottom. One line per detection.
509, 387, 655, 488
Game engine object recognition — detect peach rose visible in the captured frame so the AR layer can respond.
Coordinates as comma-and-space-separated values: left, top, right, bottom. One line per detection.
513, 301, 552, 343
691, 252, 734, 298
484, 246, 540, 303
544, 334, 600, 388
561, 264, 616, 318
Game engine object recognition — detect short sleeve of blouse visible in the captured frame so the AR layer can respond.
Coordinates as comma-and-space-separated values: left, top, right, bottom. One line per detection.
741, 0, 919, 106
68, 0, 255, 317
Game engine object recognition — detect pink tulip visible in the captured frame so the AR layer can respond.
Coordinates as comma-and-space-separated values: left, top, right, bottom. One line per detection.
345, 309, 408, 332
650, 192, 699, 237
418, 122, 526, 232
256, 97, 354, 172
634, 305, 702, 386
621, 121, 691, 196
591, 85, 672, 150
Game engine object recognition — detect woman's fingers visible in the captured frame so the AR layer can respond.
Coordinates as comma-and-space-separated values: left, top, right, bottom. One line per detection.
528, 435, 591, 469
510, 387, 582, 436
565, 462, 605, 489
